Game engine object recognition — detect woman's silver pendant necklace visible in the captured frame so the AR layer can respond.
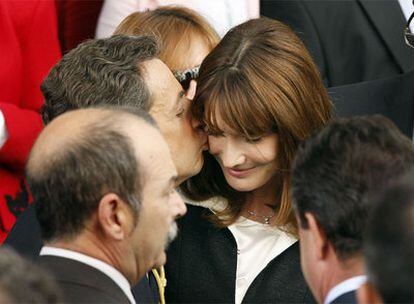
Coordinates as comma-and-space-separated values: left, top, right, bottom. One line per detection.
247, 210, 275, 225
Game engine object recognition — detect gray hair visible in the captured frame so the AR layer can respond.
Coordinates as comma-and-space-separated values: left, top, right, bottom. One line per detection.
41, 35, 159, 124
28, 107, 155, 241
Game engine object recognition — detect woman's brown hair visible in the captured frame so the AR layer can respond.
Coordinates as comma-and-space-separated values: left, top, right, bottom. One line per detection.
114, 6, 219, 72
182, 18, 333, 233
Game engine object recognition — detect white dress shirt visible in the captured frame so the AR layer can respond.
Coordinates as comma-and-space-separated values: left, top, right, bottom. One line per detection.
324, 275, 367, 304
0, 110, 8, 150
40, 246, 136, 304
398, 0, 414, 33
228, 217, 297, 304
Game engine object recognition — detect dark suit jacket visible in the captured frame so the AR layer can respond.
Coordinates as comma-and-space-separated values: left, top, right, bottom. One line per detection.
4, 204, 158, 303
166, 205, 315, 303
261, 0, 414, 86
330, 290, 357, 304
328, 70, 414, 138
38, 255, 131, 303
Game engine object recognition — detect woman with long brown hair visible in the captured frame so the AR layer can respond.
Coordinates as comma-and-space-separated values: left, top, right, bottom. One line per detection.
165, 17, 333, 303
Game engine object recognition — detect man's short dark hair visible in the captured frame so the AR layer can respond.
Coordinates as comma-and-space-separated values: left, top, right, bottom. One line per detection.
0, 247, 61, 303
41, 35, 159, 124
27, 108, 155, 241
364, 172, 414, 303
292, 115, 414, 260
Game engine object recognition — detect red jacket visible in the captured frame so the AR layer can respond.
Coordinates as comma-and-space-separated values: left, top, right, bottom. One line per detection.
0, 0, 61, 243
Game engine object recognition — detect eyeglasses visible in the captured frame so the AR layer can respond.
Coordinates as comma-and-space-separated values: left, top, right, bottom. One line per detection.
404, 10, 414, 48
173, 66, 200, 91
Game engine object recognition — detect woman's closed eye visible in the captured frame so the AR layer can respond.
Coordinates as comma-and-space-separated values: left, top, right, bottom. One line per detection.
204, 126, 224, 137
244, 136, 263, 143
207, 131, 224, 137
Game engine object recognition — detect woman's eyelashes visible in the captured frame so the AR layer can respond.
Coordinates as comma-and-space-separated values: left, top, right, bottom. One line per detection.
244, 136, 263, 143
203, 125, 223, 137
207, 131, 224, 137
204, 126, 263, 143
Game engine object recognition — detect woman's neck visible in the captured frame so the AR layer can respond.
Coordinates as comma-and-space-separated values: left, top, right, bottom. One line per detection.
241, 174, 282, 222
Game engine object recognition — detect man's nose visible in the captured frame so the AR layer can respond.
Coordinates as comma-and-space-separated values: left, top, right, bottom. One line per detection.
171, 190, 187, 219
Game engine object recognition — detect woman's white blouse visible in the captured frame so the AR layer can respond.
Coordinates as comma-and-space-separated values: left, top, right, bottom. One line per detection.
228, 217, 297, 304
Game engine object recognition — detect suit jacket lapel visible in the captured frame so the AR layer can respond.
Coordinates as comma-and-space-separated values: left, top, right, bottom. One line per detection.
359, 0, 414, 72
132, 274, 157, 303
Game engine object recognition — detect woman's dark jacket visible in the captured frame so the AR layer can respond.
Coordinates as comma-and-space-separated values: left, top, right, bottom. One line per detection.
165, 204, 315, 303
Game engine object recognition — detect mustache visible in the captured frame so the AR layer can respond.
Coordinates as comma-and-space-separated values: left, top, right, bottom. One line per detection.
165, 221, 178, 249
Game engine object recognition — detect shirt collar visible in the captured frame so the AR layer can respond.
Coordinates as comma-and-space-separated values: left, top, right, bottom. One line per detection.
324, 275, 367, 304
40, 246, 136, 304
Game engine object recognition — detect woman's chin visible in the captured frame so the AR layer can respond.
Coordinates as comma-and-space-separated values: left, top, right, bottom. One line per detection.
225, 177, 258, 192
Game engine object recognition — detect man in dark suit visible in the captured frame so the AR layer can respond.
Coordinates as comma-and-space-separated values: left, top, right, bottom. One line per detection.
328, 69, 414, 139
358, 172, 414, 304
291, 116, 414, 304
27, 107, 186, 303
4, 35, 206, 303
261, 0, 414, 86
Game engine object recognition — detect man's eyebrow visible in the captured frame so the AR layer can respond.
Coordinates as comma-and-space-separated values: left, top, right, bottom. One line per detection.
173, 90, 185, 111
160, 175, 178, 194
170, 175, 178, 186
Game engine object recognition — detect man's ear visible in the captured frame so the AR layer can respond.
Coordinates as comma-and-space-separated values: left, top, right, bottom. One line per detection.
97, 193, 132, 241
304, 212, 329, 260
357, 281, 383, 304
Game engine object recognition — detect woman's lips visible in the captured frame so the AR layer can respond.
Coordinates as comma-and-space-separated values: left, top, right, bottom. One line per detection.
226, 167, 254, 178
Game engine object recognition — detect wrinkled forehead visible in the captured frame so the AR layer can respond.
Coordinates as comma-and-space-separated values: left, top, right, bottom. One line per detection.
142, 58, 180, 93
128, 121, 177, 187
142, 58, 184, 113
140, 152, 177, 197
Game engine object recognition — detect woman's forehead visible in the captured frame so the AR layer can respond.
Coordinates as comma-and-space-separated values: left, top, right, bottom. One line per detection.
204, 105, 250, 136
205, 110, 232, 132
202, 94, 276, 137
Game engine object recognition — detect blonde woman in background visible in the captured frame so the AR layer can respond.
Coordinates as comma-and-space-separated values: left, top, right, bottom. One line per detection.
114, 5, 219, 92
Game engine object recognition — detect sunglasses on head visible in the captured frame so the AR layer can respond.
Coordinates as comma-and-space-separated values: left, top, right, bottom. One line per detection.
173, 66, 200, 91
405, 1, 414, 48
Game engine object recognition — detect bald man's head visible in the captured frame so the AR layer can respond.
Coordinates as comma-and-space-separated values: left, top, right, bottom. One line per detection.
26, 107, 157, 241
